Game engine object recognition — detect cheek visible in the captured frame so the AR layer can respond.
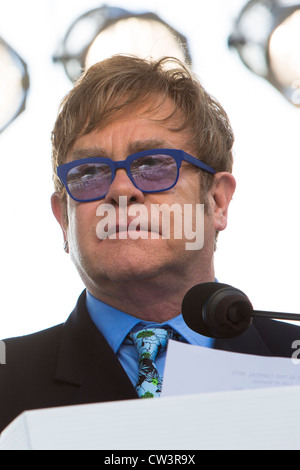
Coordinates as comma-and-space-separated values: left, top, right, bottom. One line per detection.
67, 201, 98, 248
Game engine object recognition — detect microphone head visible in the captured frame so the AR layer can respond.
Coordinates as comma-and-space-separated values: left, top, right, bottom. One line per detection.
182, 282, 253, 338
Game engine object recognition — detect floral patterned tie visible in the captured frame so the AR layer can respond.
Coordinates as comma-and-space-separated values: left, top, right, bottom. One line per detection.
127, 327, 180, 398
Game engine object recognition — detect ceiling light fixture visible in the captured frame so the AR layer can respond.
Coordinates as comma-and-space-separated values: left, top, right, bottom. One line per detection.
0, 37, 29, 132
228, 0, 300, 106
53, 5, 191, 82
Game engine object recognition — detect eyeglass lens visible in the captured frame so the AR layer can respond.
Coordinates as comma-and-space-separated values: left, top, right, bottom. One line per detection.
66, 154, 178, 200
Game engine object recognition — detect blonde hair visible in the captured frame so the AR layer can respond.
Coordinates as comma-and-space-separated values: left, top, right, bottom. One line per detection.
51, 55, 234, 194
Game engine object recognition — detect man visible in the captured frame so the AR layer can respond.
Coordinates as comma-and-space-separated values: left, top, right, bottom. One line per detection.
0, 55, 298, 433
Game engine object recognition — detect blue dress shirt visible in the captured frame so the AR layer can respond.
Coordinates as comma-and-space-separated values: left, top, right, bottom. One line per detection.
86, 291, 214, 387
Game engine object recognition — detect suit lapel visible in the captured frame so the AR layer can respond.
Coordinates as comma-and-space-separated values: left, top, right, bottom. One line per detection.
55, 291, 138, 404
214, 320, 272, 357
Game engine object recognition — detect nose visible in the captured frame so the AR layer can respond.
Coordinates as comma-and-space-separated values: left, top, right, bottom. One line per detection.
104, 168, 145, 206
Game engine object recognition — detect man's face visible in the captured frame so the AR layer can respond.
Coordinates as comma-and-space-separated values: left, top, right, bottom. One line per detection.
52, 98, 234, 298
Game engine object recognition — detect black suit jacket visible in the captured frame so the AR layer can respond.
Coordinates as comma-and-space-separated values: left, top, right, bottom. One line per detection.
1, 290, 300, 433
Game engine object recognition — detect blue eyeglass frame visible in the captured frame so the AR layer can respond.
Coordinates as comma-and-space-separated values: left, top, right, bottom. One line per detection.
57, 148, 216, 202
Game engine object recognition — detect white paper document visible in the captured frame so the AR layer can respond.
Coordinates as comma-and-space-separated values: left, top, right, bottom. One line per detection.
3, 386, 300, 449
162, 340, 300, 397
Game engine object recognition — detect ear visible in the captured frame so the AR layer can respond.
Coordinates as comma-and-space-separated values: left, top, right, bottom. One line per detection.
51, 192, 69, 248
211, 172, 236, 232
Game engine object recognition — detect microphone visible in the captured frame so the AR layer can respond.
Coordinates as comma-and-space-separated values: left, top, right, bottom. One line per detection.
182, 282, 300, 339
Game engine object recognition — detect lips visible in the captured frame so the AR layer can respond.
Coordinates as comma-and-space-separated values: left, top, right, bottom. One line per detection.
95, 201, 164, 241
106, 220, 161, 239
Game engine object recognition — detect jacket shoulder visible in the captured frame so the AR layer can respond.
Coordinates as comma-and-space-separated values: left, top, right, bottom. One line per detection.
253, 318, 300, 357
2, 323, 64, 367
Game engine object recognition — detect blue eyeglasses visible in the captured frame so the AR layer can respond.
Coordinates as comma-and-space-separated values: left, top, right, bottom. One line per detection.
57, 148, 216, 202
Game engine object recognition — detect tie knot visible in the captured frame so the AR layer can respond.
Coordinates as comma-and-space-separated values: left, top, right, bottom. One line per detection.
128, 328, 171, 362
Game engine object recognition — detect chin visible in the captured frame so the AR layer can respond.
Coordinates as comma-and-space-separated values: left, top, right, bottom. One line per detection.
96, 240, 174, 281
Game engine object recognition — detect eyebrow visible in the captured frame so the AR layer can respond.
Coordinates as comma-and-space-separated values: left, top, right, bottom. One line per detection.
70, 138, 174, 161
71, 147, 107, 161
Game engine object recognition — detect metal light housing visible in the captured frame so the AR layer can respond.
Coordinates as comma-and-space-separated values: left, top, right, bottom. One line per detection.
228, 0, 300, 106
53, 5, 192, 83
0, 37, 29, 133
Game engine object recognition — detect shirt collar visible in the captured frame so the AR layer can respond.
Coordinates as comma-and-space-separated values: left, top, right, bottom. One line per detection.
86, 291, 139, 353
86, 290, 213, 352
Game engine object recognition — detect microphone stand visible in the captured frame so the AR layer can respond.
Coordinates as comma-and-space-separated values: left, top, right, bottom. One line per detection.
228, 303, 300, 325
250, 310, 300, 321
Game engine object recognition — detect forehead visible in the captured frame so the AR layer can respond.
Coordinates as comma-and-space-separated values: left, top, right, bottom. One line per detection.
69, 98, 192, 161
